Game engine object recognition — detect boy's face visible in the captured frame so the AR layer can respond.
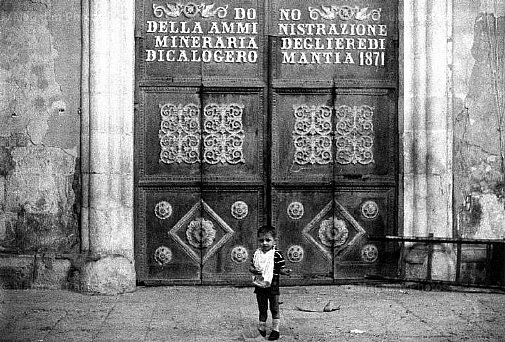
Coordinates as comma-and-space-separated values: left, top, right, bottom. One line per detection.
257, 232, 275, 252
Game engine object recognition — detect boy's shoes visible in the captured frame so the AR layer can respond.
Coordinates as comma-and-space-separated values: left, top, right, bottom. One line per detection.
258, 329, 266, 337
268, 330, 280, 340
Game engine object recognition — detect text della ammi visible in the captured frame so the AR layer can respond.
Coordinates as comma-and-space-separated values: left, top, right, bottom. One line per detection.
145, 20, 259, 63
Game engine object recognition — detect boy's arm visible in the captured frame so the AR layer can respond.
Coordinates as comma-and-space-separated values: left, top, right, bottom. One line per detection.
249, 253, 261, 274
279, 268, 292, 275
275, 250, 292, 276
249, 266, 261, 275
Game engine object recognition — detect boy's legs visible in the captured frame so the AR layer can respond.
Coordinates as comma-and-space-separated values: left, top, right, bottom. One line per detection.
268, 294, 281, 340
256, 292, 268, 334
268, 294, 280, 320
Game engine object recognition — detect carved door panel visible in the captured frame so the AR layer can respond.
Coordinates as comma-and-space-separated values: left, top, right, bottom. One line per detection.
270, 89, 398, 280
272, 190, 334, 283
269, 0, 398, 281
331, 188, 398, 279
135, 0, 268, 284
135, 87, 267, 284
135, 0, 399, 284
199, 89, 266, 284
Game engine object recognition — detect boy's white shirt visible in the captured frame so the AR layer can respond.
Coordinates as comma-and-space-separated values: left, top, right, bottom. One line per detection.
253, 248, 275, 285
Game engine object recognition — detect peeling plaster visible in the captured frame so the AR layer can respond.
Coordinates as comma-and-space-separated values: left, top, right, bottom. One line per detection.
479, 0, 505, 17
455, 6, 505, 239
0, 0, 80, 254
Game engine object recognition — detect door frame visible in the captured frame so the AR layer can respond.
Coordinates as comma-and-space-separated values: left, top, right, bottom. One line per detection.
79, 0, 455, 292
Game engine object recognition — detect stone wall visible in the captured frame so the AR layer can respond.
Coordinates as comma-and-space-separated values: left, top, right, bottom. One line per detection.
0, 0, 81, 288
0, 0, 503, 290
453, 0, 505, 283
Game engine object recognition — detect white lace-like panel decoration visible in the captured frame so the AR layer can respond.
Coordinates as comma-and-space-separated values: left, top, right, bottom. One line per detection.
292, 105, 333, 165
159, 102, 245, 165
159, 103, 201, 164
335, 105, 375, 165
203, 103, 245, 165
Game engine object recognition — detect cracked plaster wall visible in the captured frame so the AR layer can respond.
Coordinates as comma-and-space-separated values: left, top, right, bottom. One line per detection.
451, 0, 505, 284
453, 0, 505, 241
0, 0, 81, 287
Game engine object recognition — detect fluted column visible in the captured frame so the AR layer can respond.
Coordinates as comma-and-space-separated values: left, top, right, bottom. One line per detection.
401, 0, 454, 279
80, 0, 136, 294
402, 0, 453, 237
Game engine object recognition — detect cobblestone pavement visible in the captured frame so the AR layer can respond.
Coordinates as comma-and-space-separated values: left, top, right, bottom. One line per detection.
1, 284, 504, 341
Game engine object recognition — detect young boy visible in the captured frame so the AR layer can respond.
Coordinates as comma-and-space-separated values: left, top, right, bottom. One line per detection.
250, 226, 292, 340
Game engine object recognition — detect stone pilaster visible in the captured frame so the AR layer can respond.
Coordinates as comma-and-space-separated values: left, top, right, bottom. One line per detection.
80, 0, 136, 294
401, 0, 455, 280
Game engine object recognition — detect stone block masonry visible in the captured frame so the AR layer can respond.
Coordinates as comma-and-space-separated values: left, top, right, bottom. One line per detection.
0, 0, 81, 288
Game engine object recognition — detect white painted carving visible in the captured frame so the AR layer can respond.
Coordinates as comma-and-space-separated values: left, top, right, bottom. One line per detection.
287, 245, 304, 263
169, 200, 234, 265
302, 200, 366, 260
154, 246, 173, 265
361, 244, 379, 263
335, 105, 375, 165
154, 201, 173, 220
159, 102, 246, 165
231, 201, 248, 220
318, 217, 349, 247
231, 246, 249, 263
159, 103, 201, 164
308, 6, 382, 21
153, 3, 228, 19
186, 218, 216, 248
292, 105, 333, 165
287, 202, 304, 220
203, 103, 245, 165
361, 200, 379, 219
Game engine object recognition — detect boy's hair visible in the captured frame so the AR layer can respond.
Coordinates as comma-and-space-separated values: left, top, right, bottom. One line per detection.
257, 225, 277, 238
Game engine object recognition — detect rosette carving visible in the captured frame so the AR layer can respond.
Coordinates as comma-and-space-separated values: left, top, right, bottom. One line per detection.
231, 201, 248, 220
154, 201, 173, 220
287, 202, 304, 220
318, 217, 349, 247
186, 218, 216, 248
287, 245, 304, 263
361, 244, 379, 263
361, 200, 379, 219
231, 246, 249, 263
154, 246, 173, 265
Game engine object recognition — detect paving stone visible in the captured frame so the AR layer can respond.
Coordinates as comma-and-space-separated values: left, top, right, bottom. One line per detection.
0, 285, 504, 341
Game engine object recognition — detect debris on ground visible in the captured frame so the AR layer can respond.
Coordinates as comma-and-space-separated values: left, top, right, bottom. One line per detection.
295, 301, 340, 312
350, 329, 365, 334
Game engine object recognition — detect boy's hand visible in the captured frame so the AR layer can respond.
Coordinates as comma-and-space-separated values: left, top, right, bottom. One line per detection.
249, 266, 262, 275
280, 268, 292, 276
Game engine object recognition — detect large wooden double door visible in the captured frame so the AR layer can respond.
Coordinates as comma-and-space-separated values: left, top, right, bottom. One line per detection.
135, 0, 398, 284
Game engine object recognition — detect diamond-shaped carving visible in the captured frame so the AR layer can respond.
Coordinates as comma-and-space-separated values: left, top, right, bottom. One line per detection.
302, 199, 366, 260
169, 200, 234, 265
